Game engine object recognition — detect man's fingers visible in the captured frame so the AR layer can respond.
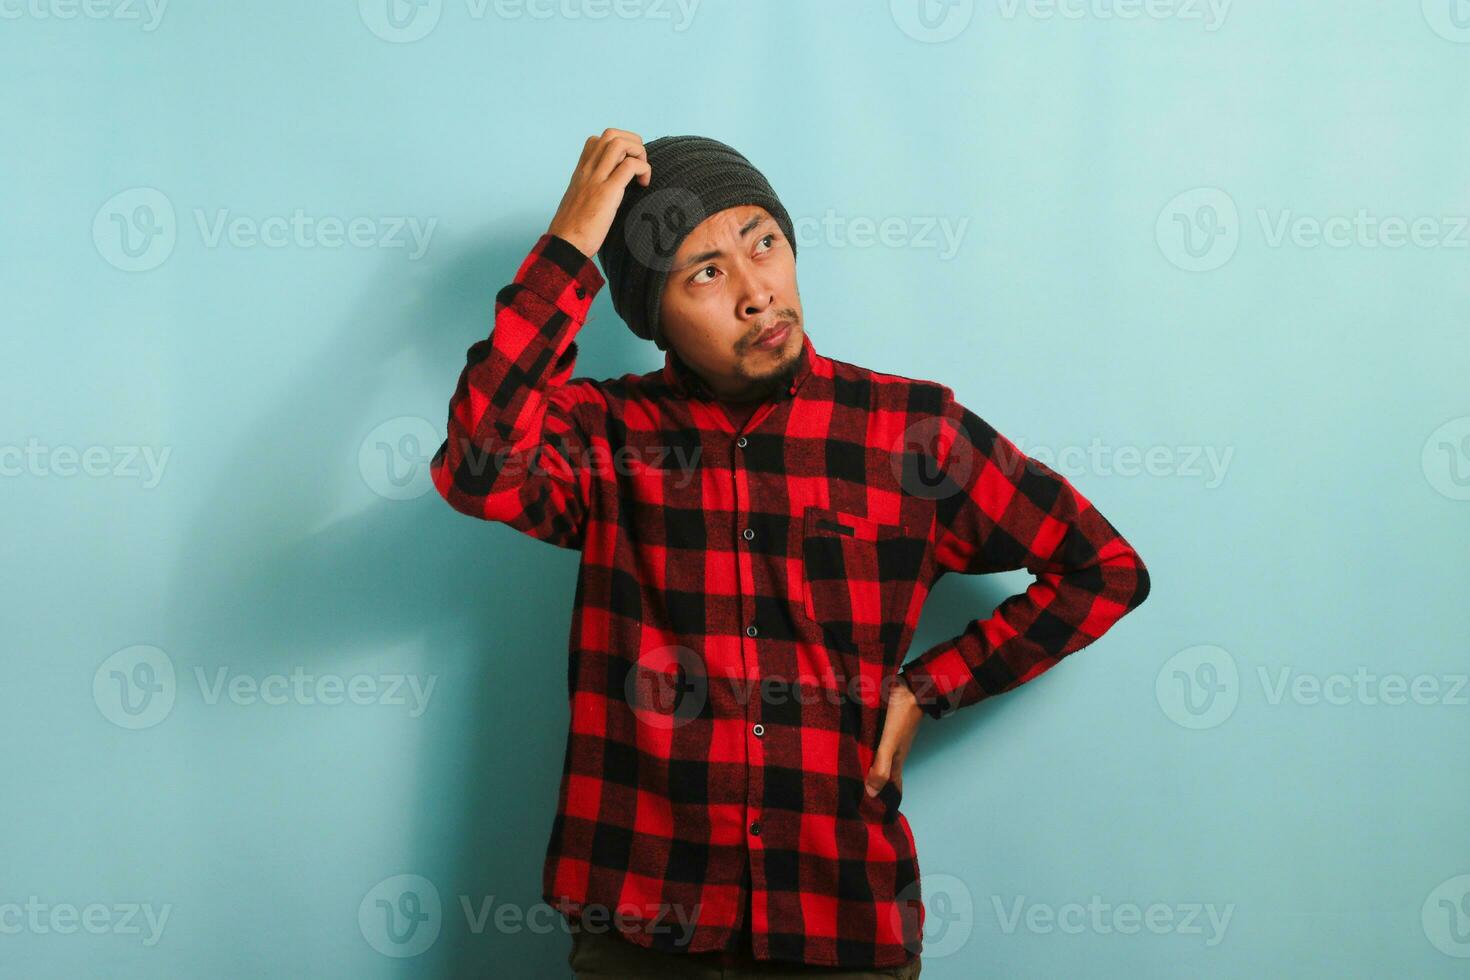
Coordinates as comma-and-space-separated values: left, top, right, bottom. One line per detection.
591, 136, 647, 182
550, 130, 650, 256
866, 761, 903, 797
865, 747, 892, 796
576, 135, 601, 170
576, 131, 642, 179
610, 156, 652, 191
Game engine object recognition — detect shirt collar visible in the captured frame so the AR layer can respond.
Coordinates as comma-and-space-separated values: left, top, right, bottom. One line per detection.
661, 329, 818, 402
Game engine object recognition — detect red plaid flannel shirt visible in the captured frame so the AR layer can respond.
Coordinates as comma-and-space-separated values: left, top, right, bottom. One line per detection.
430, 233, 1151, 969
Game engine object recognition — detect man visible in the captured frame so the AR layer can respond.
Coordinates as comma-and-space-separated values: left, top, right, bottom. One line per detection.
430, 130, 1151, 979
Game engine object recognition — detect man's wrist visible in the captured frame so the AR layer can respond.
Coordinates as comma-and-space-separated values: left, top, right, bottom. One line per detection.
896, 666, 950, 720
546, 228, 596, 260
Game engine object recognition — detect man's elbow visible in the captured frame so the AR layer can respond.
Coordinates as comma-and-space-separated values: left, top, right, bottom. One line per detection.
1124, 553, 1151, 612
430, 442, 506, 522
1092, 531, 1151, 615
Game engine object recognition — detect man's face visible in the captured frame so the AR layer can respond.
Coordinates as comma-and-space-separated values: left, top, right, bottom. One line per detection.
657, 204, 804, 402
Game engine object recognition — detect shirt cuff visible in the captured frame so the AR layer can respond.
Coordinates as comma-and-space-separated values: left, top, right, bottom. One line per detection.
516, 232, 605, 323
897, 640, 977, 720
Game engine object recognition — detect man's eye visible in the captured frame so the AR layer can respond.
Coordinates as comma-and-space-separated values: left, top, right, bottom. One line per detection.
690, 236, 776, 284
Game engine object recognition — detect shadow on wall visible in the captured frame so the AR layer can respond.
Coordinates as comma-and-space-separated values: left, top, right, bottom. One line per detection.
162, 220, 1007, 976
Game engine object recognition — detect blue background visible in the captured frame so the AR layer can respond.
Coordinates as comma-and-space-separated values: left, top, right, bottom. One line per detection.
3, 1, 1469, 976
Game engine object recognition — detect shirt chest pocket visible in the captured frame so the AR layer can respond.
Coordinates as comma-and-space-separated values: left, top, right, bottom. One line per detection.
800, 505, 921, 655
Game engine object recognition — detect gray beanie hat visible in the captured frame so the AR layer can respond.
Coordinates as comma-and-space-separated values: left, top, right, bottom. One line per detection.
596, 135, 797, 351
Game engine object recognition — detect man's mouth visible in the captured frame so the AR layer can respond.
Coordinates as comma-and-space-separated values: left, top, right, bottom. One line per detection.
751, 319, 792, 350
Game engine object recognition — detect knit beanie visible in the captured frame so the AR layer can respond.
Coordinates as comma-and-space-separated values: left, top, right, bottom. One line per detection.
596, 135, 797, 352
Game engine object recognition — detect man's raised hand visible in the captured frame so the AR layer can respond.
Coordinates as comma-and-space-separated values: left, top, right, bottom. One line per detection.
547, 128, 652, 258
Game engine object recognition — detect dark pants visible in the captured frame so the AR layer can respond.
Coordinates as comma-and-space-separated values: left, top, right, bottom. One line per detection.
567, 922, 921, 979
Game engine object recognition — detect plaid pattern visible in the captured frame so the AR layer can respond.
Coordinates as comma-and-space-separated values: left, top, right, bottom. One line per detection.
430, 233, 1152, 969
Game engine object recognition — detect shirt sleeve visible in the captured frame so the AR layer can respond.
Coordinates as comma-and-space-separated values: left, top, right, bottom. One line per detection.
429, 233, 606, 551
896, 386, 1152, 719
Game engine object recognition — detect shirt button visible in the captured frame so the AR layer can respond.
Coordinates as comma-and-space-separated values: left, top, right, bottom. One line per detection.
752, 723, 764, 737
742, 527, 754, 541
574, 285, 587, 299
750, 821, 761, 836
736, 436, 747, 448
746, 625, 758, 637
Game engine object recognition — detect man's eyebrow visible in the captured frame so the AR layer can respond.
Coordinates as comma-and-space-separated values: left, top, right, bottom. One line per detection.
675, 214, 770, 272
